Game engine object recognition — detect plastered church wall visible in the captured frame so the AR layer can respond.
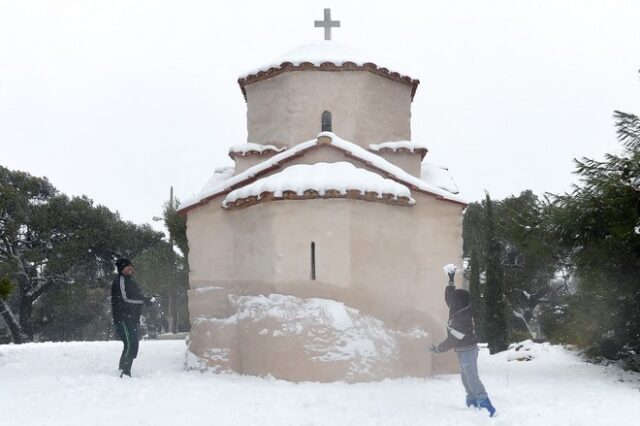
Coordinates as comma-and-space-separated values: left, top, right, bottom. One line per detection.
375, 151, 422, 177
186, 189, 463, 376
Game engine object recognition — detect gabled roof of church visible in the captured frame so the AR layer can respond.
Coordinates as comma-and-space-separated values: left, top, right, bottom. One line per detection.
238, 42, 420, 102
177, 132, 467, 215
222, 162, 415, 209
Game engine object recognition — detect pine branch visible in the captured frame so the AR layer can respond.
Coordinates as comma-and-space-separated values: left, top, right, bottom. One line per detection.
26, 274, 68, 300
614, 110, 640, 150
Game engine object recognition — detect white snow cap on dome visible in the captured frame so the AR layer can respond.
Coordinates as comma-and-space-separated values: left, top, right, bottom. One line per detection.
240, 41, 413, 80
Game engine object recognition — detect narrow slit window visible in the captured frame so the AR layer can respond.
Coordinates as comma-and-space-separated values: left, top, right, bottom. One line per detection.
311, 242, 316, 280
321, 111, 332, 132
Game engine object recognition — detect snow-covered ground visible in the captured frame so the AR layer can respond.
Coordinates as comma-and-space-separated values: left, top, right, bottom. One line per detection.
1, 340, 638, 425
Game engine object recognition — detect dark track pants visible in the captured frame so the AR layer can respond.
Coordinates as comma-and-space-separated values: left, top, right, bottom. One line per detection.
115, 321, 139, 373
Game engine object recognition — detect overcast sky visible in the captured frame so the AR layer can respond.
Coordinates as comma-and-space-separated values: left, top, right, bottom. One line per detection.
1, 0, 639, 234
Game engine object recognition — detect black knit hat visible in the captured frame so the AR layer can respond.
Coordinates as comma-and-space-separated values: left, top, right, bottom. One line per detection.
115, 258, 132, 274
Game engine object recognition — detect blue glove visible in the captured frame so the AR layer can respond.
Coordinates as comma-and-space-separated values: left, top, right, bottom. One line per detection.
429, 344, 440, 353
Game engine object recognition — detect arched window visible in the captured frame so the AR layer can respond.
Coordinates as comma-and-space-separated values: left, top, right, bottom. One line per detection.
321, 111, 332, 132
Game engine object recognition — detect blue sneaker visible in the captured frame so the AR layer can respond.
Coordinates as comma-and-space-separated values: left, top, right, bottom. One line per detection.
466, 397, 478, 408
477, 398, 497, 417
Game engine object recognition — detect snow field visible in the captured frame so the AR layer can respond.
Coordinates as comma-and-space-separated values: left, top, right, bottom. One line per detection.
1, 340, 638, 426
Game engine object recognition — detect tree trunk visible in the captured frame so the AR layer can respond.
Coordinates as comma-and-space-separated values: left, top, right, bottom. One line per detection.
169, 293, 178, 334
0, 298, 25, 344
512, 307, 537, 339
19, 295, 34, 341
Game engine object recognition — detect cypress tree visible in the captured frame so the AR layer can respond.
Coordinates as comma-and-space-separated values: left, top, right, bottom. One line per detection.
483, 193, 509, 354
469, 248, 484, 341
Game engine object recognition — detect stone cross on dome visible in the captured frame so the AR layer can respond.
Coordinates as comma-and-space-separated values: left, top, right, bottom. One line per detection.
314, 8, 340, 41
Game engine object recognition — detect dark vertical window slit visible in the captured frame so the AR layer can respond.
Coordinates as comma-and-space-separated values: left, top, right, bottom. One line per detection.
311, 241, 316, 280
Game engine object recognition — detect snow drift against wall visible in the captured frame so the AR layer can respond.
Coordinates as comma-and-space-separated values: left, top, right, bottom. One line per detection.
187, 293, 430, 382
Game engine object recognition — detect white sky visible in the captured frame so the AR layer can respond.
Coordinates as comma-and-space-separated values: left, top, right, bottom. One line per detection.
1, 0, 639, 233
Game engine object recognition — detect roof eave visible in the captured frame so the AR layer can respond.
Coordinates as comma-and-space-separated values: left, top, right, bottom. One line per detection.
237, 62, 420, 102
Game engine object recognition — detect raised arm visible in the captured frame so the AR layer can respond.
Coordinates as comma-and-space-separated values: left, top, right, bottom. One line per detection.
444, 266, 456, 307
444, 282, 455, 308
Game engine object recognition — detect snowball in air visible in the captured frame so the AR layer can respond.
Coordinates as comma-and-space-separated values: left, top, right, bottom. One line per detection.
442, 264, 457, 276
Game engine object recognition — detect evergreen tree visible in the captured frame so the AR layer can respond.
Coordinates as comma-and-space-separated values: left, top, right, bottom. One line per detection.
134, 240, 189, 334
483, 193, 509, 353
0, 277, 22, 343
468, 248, 484, 340
463, 191, 561, 341
0, 165, 165, 343
545, 88, 640, 363
141, 194, 190, 334
499, 191, 559, 339
163, 195, 190, 333
163, 197, 188, 258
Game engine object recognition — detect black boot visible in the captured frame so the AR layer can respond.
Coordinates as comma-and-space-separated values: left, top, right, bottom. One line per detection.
120, 355, 134, 377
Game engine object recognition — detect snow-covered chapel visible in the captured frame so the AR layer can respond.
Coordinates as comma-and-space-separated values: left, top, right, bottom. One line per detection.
178, 13, 467, 382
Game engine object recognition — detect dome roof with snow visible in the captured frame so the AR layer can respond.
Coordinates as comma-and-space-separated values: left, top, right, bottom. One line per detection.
238, 41, 420, 101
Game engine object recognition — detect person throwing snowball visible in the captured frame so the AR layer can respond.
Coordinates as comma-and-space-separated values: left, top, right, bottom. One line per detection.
430, 264, 497, 417
111, 258, 156, 378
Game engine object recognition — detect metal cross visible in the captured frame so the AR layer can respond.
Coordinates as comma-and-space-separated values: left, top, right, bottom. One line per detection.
314, 8, 340, 41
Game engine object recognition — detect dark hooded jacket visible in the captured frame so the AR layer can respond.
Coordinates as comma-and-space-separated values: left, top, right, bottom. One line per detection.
111, 274, 147, 324
436, 285, 478, 352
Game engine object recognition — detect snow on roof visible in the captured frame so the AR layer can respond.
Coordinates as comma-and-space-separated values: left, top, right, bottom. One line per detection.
368, 141, 428, 159
241, 42, 404, 77
178, 132, 466, 214
228, 143, 286, 158
179, 139, 318, 213
199, 166, 235, 193
238, 42, 420, 101
420, 163, 460, 194
324, 132, 466, 204
222, 162, 415, 209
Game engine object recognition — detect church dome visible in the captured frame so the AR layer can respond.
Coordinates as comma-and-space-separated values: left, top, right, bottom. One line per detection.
238, 41, 420, 101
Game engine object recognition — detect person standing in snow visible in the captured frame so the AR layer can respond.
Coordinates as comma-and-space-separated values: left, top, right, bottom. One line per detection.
430, 266, 497, 417
111, 258, 156, 377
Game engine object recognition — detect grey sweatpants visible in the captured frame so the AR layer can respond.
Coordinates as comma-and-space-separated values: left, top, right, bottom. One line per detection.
456, 346, 488, 402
